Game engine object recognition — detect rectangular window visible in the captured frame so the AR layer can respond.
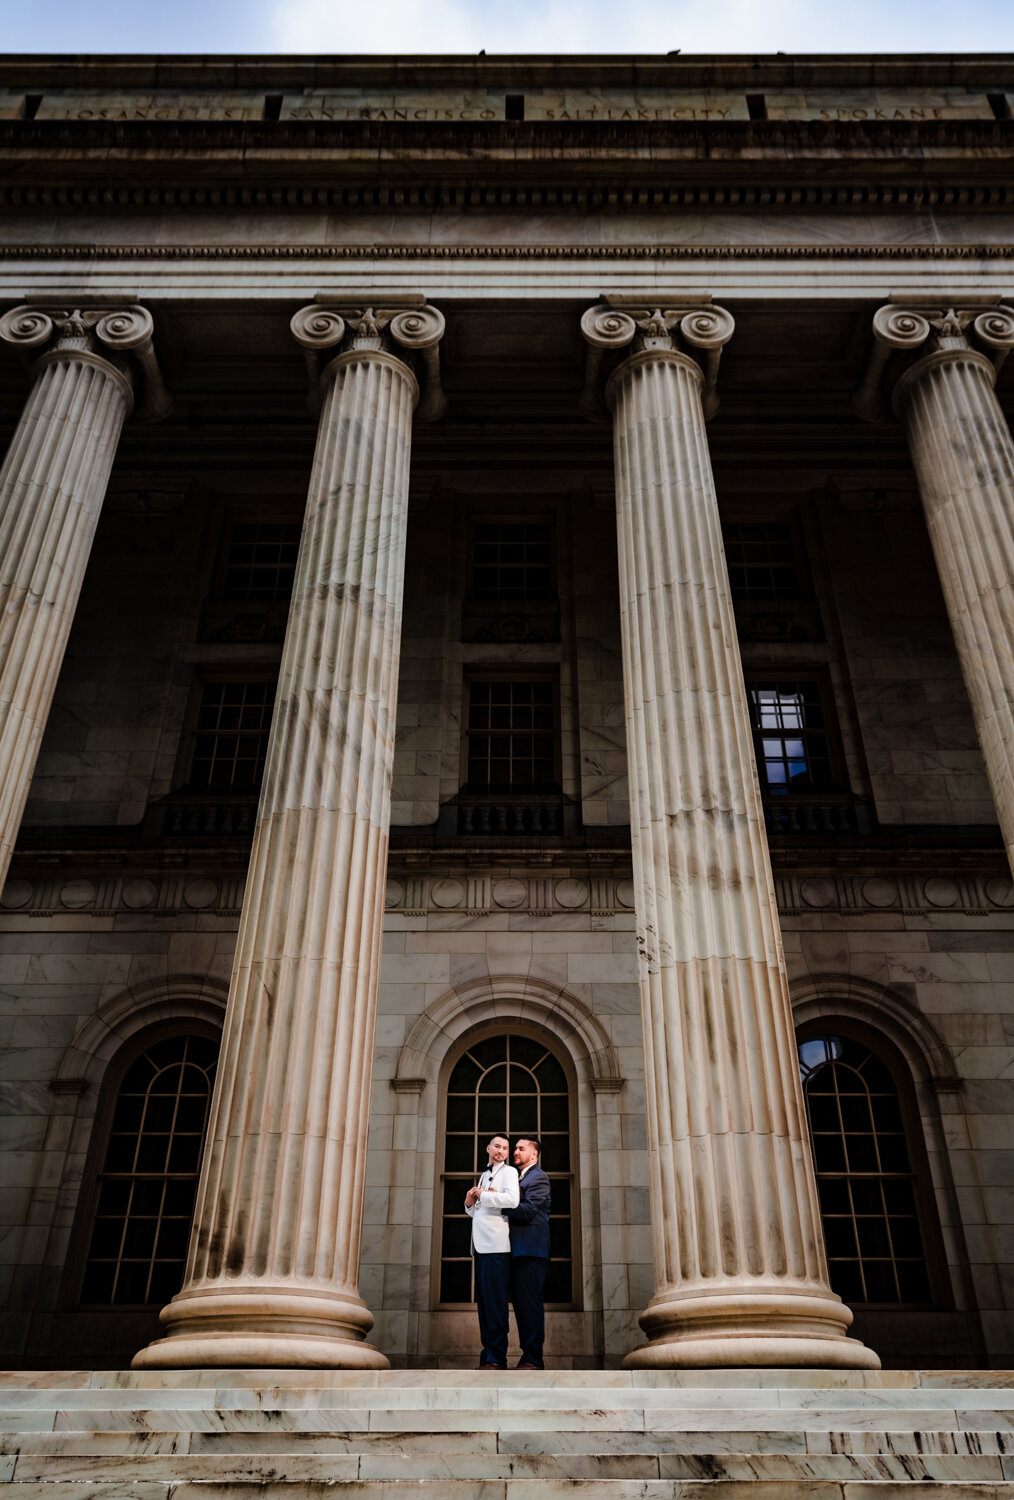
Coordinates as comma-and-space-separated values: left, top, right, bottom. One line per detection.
465, 679, 557, 790
188, 679, 275, 794
218, 521, 300, 603
470, 521, 553, 601
724, 521, 803, 601
747, 678, 835, 795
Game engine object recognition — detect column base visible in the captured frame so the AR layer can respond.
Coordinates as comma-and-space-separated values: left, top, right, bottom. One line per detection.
132, 1284, 390, 1370
624, 1287, 880, 1370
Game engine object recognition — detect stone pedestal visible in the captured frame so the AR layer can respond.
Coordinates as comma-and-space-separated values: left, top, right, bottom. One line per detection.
582, 302, 878, 1370
862, 303, 1014, 874
134, 303, 444, 1370
0, 306, 167, 890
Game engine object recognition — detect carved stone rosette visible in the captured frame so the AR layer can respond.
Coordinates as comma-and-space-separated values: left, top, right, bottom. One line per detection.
581, 300, 878, 1369
0, 305, 169, 891
134, 300, 445, 1370
858, 302, 1014, 876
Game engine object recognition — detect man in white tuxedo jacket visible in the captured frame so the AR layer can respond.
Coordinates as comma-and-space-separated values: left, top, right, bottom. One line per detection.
464, 1134, 520, 1369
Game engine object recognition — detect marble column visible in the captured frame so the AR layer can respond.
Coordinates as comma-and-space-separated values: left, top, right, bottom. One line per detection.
135, 302, 445, 1369
858, 302, 1014, 874
581, 303, 878, 1369
0, 305, 168, 891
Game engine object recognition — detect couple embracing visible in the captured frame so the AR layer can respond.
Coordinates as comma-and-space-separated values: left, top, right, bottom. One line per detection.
464, 1134, 551, 1370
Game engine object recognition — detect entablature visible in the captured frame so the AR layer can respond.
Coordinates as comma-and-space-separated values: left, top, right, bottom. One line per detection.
0, 53, 1011, 208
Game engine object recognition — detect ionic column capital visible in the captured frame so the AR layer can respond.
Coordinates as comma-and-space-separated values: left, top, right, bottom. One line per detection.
579, 298, 735, 421
291, 299, 447, 422
0, 303, 172, 422
854, 299, 1014, 422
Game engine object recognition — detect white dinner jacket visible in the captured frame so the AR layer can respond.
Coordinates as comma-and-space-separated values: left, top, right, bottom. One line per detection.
464, 1162, 520, 1253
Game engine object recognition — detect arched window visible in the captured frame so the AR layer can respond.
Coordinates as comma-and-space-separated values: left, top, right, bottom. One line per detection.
797, 1026, 938, 1306
77, 1028, 219, 1307
437, 1029, 577, 1308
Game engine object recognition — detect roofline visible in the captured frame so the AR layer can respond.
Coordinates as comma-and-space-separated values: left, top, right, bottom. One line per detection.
0, 52, 1012, 89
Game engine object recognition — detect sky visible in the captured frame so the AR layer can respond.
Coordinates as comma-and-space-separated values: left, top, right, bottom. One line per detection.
5, 0, 1014, 56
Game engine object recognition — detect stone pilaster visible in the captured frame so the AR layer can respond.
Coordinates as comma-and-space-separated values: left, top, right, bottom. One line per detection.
0, 305, 169, 891
857, 302, 1014, 874
134, 301, 445, 1370
582, 301, 878, 1369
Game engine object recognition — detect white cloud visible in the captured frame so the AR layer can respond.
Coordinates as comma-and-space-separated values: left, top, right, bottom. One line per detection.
269, 0, 1014, 55
7, 0, 1014, 55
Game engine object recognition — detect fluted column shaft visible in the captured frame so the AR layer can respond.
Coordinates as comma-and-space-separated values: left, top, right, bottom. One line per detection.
896, 348, 1014, 870
0, 333, 132, 886
596, 313, 876, 1368
136, 305, 440, 1369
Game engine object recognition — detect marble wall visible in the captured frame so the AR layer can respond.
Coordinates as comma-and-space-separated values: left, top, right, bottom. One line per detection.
827, 491, 994, 826
2, 859, 1012, 1366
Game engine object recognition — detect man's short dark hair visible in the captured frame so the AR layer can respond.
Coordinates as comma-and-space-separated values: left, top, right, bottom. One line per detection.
488, 1134, 509, 1145
517, 1136, 541, 1156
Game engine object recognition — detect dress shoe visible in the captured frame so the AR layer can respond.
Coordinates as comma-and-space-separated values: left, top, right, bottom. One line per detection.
480, 1361, 507, 1370
516, 1361, 541, 1369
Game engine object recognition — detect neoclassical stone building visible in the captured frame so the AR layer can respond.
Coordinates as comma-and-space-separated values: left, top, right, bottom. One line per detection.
1, 52, 1014, 1389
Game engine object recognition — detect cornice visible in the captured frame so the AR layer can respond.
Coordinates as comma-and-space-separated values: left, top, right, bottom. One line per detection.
1, 120, 1013, 209
0, 242, 1011, 261
0, 53, 1012, 90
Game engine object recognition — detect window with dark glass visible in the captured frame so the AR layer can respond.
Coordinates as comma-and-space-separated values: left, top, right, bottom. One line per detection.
470, 522, 553, 601
80, 1032, 219, 1307
219, 522, 300, 602
798, 1032, 932, 1306
465, 679, 557, 790
747, 678, 835, 794
724, 521, 803, 601
189, 679, 275, 793
439, 1033, 574, 1306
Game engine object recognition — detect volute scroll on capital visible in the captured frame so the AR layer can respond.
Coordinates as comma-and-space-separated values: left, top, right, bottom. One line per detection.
579, 298, 735, 422
0, 304, 172, 422
853, 300, 1014, 423
290, 300, 447, 422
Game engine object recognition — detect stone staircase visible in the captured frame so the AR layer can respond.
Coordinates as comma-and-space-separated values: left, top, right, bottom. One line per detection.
1, 1369, 1013, 1495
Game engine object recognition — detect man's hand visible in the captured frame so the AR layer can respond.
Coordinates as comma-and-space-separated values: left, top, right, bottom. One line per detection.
464, 1185, 482, 1207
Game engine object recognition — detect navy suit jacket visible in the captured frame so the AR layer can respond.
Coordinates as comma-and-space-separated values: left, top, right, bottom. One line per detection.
504, 1164, 551, 1259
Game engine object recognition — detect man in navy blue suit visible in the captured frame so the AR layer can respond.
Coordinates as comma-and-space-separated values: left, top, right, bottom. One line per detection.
504, 1136, 551, 1369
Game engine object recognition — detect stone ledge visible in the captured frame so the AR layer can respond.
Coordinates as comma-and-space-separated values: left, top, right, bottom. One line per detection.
3, 1369, 1013, 1389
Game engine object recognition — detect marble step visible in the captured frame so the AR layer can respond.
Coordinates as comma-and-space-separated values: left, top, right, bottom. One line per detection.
5, 1429, 1013, 1458
4, 1446, 1014, 1482
3, 1372, 1013, 1394
5, 1479, 1014, 1499
3, 1373, 1013, 1494
2, 1407, 1010, 1433
1, 1384, 1011, 1414
5, 1383, 1014, 1410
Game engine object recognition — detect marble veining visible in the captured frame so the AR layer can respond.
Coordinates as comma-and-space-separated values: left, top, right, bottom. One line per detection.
0, 312, 141, 893
582, 303, 877, 1371
134, 308, 442, 1371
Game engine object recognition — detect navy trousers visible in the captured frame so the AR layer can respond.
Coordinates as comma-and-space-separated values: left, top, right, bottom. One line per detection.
473, 1251, 511, 1366
510, 1255, 549, 1368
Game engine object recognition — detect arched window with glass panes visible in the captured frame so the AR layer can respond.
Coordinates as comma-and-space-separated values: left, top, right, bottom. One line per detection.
797, 1023, 946, 1308
75, 1026, 220, 1307
437, 1030, 577, 1308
